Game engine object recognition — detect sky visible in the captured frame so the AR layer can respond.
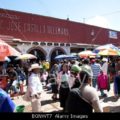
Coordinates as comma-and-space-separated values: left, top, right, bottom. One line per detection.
0, 0, 120, 31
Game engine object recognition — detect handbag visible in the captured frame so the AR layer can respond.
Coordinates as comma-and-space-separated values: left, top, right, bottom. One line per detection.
60, 81, 69, 88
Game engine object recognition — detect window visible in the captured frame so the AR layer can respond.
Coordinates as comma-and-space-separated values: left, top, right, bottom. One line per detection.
47, 42, 52, 46
66, 43, 70, 46
40, 42, 46, 46
54, 43, 59, 46
109, 31, 118, 39
60, 43, 64, 46
32, 42, 39, 45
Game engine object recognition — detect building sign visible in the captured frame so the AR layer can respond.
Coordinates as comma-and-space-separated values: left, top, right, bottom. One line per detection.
0, 9, 120, 45
0, 13, 69, 36
109, 30, 118, 39
0, 13, 19, 19
0, 20, 69, 36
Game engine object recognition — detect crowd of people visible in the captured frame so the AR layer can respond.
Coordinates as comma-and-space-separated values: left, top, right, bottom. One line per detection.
0, 56, 120, 112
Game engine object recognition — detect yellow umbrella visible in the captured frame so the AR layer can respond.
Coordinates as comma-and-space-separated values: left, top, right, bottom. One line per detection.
98, 49, 119, 56
16, 53, 37, 60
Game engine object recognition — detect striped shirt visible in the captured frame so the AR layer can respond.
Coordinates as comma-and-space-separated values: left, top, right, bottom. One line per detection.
91, 63, 101, 79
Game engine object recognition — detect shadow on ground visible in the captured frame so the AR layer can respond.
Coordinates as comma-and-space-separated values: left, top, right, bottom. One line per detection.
103, 96, 119, 102
110, 106, 120, 112
50, 110, 63, 113
41, 99, 58, 106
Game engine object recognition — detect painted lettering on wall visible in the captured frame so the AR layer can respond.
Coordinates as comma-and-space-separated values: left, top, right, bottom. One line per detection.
0, 13, 69, 36
0, 13, 19, 19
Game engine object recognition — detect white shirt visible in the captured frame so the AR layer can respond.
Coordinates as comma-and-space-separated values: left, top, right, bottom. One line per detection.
28, 73, 43, 96
101, 62, 108, 75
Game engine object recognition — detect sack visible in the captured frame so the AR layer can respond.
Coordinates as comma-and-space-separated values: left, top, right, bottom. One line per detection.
23, 89, 31, 101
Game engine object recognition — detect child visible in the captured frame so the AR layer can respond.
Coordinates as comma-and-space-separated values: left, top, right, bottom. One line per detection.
97, 69, 109, 97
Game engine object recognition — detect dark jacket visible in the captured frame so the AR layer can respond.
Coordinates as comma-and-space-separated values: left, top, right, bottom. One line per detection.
65, 88, 92, 113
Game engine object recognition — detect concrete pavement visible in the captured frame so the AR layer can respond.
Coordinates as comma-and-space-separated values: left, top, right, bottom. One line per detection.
13, 83, 120, 112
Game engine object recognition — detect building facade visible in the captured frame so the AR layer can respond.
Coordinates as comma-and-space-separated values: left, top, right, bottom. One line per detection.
0, 8, 120, 61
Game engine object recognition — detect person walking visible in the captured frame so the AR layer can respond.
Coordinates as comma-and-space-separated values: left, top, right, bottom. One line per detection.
97, 69, 109, 97
57, 63, 71, 111
91, 59, 101, 88
28, 63, 43, 112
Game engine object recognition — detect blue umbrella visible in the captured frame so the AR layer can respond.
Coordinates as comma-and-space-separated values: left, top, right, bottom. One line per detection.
54, 54, 67, 60
54, 54, 78, 60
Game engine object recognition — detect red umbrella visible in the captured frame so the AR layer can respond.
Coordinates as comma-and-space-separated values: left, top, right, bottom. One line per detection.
0, 39, 21, 61
78, 50, 96, 58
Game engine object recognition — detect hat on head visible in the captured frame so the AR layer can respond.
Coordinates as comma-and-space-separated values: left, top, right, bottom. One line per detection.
29, 63, 42, 71
81, 65, 93, 78
71, 64, 82, 73
102, 58, 108, 62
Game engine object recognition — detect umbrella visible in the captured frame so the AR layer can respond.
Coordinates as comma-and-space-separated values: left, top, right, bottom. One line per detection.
54, 54, 78, 60
94, 44, 119, 53
0, 39, 21, 61
98, 49, 120, 56
78, 50, 96, 58
54, 54, 67, 60
15, 53, 37, 60
70, 53, 78, 56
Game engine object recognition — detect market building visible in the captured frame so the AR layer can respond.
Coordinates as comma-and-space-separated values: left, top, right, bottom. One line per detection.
0, 8, 120, 61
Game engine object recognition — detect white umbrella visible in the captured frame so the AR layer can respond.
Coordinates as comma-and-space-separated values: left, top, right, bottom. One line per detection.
16, 53, 37, 60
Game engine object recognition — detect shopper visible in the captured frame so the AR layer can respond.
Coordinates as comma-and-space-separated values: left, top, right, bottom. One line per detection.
66, 66, 103, 112
27, 63, 43, 112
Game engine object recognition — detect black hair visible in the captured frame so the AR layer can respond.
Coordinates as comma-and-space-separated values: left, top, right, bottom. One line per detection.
83, 59, 89, 64
79, 71, 90, 83
8, 64, 14, 68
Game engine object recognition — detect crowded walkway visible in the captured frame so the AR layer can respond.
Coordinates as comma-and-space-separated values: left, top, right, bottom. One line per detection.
12, 83, 120, 112
1, 52, 120, 113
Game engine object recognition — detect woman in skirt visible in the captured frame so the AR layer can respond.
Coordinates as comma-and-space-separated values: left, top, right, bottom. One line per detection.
57, 63, 71, 111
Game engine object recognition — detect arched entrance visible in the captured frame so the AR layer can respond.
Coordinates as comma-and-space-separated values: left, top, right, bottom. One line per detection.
27, 47, 46, 62
50, 47, 66, 67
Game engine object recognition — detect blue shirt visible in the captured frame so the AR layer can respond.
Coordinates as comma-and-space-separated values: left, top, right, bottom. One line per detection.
0, 88, 16, 112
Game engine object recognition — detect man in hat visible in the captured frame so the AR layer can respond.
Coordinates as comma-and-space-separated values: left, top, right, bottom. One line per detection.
27, 63, 43, 112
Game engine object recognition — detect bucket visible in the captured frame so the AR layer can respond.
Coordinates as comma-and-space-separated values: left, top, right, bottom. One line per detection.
103, 106, 110, 112
16, 105, 25, 112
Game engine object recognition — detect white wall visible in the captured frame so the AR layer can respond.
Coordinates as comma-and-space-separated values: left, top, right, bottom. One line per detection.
16, 43, 70, 61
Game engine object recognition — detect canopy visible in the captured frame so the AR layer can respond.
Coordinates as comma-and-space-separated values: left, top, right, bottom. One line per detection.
78, 50, 96, 58
94, 44, 119, 53
15, 53, 37, 60
0, 39, 21, 61
98, 49, 120, 56
54, 54, 78, 60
